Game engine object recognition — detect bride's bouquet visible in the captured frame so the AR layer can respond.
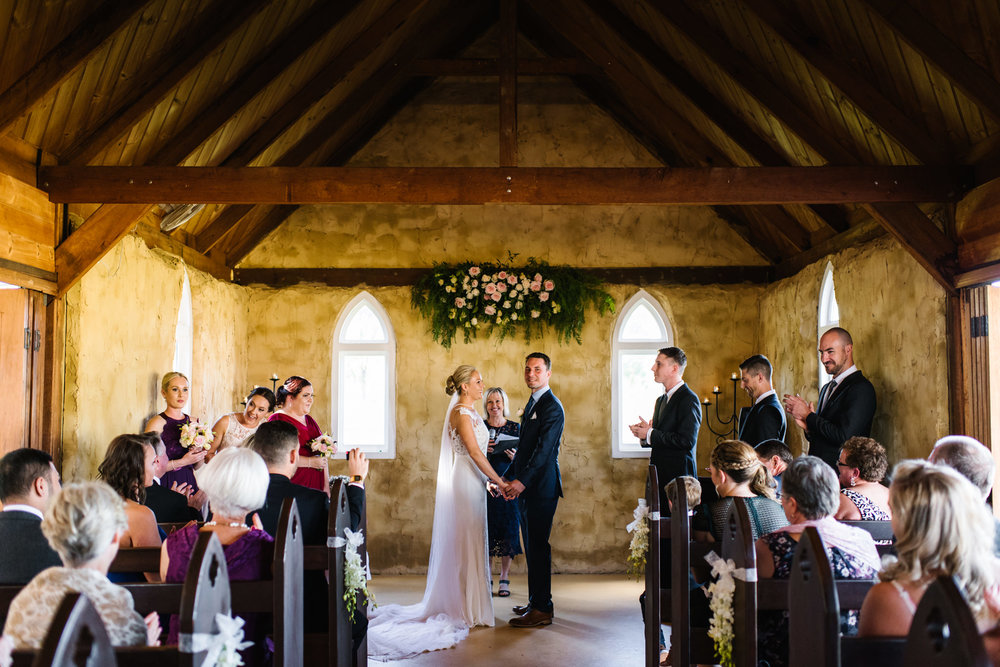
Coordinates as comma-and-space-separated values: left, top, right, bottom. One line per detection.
308, 434, 338, 459
179, 420, 213, 450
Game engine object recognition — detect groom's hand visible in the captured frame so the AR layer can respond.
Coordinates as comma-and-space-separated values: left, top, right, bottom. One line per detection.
631, 416, 651, 440
505, 480, 525, 499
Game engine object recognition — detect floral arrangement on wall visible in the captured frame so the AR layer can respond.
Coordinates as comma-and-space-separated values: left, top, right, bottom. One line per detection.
412, 261, 615, 348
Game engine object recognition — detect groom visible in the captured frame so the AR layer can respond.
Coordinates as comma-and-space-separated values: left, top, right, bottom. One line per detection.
504, 352, 564, 628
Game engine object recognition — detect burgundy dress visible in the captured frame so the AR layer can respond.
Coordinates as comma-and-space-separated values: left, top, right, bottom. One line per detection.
165, 524, 273, 664
269, 413, 325, 492
159, 412, 198, 492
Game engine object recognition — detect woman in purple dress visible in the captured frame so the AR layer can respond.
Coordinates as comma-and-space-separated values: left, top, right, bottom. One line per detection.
269, 376, 328, 493
159, 447, 272, 665
144, 372, 207, 492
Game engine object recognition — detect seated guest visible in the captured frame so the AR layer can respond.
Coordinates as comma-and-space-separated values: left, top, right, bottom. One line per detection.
756, 456, 880, 667
755, 439, 793, 497
859, 460, 1000, 637
0, 449, 62, 584
702, 440, 788, 541
140, 433, 202, 524
160, 447, 271, 664
834, 436, 891, 521
927, 435, 1000, 556
97, 434, 162, 581
2, 482, 160, 648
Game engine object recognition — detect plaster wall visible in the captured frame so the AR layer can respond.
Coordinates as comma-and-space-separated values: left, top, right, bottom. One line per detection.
757, 236, 949, 463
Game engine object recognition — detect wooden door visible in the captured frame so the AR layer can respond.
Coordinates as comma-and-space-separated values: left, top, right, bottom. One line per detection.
0, 288, 29, 456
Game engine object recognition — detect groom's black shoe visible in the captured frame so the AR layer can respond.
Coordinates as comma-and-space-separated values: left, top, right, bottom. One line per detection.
509, 609, 553, 627
512, 604, 531, 615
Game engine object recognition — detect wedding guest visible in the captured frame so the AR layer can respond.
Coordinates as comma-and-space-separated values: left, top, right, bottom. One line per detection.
859, 460, 1000, 637
140, 433, 202, 524
737, 354, 786, 446
756, 456, 880, 667
2, 482, 160, 648
269, 376, 328, 493
834, 436, 890, 521
97, 435, 163, 581
160, 447, 271, 665
927, 435, 1000, 555
484, 386, 521, 598
755, 439, 793, 497
703, 440, 787, 541
144, 372, 207, 492
208, 387, 276, 457
0, 449, 62, 584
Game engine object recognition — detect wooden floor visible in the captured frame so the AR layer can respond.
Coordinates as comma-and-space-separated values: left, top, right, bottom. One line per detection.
367, 574, 648, 666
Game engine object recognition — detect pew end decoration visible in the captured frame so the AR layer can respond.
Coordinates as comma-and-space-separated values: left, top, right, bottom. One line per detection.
412, 261, 614, 348
704, 551, 754, 667
625, 498, 650, 580
180, 420, 214, 450
330, 527, 373, 622
308, 434, 338, 459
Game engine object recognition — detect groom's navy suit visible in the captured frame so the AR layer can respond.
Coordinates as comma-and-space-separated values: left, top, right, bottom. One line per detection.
737, 392, 786, 447
509, 388, 564, 614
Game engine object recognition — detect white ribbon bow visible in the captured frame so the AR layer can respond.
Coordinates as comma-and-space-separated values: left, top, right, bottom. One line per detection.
705, 551, 758, 585
327, 526, 365, 550
179, 613, 253, 667
626, 498, 649, 533
0, 635, 13, 667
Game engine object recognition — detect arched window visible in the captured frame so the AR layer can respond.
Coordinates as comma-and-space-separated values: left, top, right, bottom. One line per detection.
333, 292, 396, 458
172, 269, 193, 382
818, 262, 840, 385
612, 291, 673, 458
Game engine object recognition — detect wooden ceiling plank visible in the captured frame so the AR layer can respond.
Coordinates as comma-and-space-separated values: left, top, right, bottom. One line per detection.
38, 165, 967, 205
862, 0, 1000, 122
742, 0, 945, 164
54, 203, 153, 297
409, 57, 596, 76
221, 0, 432, 168
0, 0, 151, 134
144, 0, 364, 167
862, 202, 957, 291
499, 0, 518, 167
61, 0, 270, 166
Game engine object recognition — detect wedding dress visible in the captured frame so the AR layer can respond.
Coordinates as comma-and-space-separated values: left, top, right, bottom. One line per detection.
367, 394, 494, 661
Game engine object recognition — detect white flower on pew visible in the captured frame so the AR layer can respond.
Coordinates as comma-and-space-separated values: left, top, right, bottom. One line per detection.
704, 551, 757, 667
626, 498, 650, 579
0, 634, 12, 667
181, 612, 253, 667
329, 527, 375, 622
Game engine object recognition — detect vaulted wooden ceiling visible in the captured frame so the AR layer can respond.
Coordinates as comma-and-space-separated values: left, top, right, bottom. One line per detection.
3, 0, 1000, 295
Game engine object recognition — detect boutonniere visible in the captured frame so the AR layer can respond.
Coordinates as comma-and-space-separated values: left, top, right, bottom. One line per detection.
531, 412, 538, 420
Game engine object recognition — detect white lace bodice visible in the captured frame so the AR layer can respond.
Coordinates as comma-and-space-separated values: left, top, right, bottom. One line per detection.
449, 406, 488, 456
217, 412, 258, 450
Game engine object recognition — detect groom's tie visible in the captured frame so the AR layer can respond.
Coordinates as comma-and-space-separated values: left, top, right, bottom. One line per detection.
524, 396, 536, 420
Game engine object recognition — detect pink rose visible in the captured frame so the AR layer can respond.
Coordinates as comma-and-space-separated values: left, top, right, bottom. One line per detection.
530, 281, 541, 292
195, 436, 205, 445
471, 279, 478, 287
544, 280, 554, 291
484, 283, 497, 295
469, 266, 481, 276
455, 297, 466, 308
507, 275, 518, 285
485, 305, 496, 315
534, 273, 542, 282
531, 310, 541, 318
539, 291, 549, 301
491, 292, 502, 302
497, 282, 507, 293
498, 271, 507, 279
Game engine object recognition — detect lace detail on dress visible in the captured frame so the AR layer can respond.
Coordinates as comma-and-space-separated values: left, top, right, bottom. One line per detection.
448, 407, 489, 457
218, 413, 258, 450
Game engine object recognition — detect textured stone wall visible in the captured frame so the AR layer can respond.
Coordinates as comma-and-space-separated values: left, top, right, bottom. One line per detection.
757, 236, 949, 463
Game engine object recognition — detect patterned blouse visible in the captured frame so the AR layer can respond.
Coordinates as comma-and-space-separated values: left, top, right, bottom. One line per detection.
2, 567, 147, 648
840, 488, 890, 520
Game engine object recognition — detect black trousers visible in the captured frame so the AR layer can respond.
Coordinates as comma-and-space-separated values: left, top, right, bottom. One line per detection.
518, 495, 559, 613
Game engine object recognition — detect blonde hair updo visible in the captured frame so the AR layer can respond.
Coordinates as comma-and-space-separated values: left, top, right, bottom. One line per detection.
445, 365, 478, 396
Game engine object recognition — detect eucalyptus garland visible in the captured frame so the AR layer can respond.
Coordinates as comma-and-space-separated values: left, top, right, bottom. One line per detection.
411, 261, 615, 348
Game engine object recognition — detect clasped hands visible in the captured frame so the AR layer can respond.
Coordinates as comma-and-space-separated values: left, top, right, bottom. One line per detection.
629, 416, 651, 441
782, 393, 813, 431
487, 478, 525, 500
169, 481, 207, 511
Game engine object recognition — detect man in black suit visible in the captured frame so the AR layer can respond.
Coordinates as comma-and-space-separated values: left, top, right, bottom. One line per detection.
0, 448, 63, 583
737, 354, 786, 446
250, 421, 368, 640
141, 434, 203, 523
505, 352, 564, 628
630, 346, 702, 507
784, 327, 877, 469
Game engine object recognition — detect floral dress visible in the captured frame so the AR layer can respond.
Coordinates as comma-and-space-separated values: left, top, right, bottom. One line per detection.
757, 531, 878, 667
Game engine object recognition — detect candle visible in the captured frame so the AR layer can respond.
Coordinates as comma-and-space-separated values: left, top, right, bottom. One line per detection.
702, 398, 710, 405
270, 373, 279, 381
713, 386, 720, 393
730, 372, 738, 380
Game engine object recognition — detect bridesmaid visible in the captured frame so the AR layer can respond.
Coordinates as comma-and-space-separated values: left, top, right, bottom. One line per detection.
269, 376, 329, 493
208, 387, 276, 458
144, 372, 206, 492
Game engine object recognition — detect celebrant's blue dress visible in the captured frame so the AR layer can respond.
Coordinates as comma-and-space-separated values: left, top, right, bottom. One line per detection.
159, 412, 198, 492
486, 419, 522, 558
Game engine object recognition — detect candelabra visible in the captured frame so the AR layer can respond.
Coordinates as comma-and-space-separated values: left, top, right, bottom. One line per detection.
270, 373, 280, 393
701, 372, 743, 441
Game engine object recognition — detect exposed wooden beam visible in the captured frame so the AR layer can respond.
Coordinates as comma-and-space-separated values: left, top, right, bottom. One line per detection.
946, 292, 967, 434
0, 257, 57, 295
954, 262, 1000, 289
774, 220, 886, 279
38, 165, 970, 205
223, 205, 296, 264
862, 0, 1000, 123
60, 0, 269, 165
54, 204, 153, 297
499, 0, 518, 167
233, 265, 773, 287
145, 0, 364, 167
742, 0, 946, 164
408, 57, 596, 76
0, 0, 149, 133
132, 221, 230, 281
958, 233, 1000, 269
862, 203, 957, 292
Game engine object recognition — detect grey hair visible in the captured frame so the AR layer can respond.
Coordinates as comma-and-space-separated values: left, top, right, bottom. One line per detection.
929, 435, 994, 499
781, 456, 839, 519
41, 482, 127, 568
195, 447, 269, 517
484, 387, 511, 418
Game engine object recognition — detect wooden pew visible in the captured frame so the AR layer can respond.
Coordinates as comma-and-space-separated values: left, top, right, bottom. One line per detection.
841, 519, 895, 557
643, 465, 664, 667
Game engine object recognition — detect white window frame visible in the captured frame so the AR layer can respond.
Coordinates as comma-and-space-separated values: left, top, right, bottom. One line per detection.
172, 269, 193, 382
332, 292, 396, 459
612, 290, 674, 458
818, 262, 840, 386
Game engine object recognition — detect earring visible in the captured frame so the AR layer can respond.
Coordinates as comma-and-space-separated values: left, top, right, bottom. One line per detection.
849, 476, 857, 487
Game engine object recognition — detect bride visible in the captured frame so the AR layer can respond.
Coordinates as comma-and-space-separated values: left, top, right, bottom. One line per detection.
367, 365, 512, 660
